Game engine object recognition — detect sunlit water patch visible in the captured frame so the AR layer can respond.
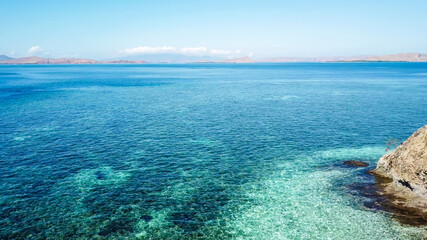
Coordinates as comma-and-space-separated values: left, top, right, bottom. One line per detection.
219, 146, 427, 239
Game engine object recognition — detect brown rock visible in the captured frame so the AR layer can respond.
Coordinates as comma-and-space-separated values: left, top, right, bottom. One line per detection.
372, 125, 427, 196
364, 125, 427, 225
344, 160, 369, 167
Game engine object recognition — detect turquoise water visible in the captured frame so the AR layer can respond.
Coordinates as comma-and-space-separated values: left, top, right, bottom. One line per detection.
0, 63, 426, 239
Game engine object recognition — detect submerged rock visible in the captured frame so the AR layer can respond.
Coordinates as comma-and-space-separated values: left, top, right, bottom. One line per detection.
372, 125, 427, 196
140, 215, 153, 222
344, 160, 369, 167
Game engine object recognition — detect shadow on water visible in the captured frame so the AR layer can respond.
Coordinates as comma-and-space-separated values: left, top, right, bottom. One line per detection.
343, 165, 427, 226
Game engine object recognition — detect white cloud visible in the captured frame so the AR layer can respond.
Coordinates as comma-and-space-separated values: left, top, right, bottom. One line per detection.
121, 46, 242, 57
28, 46, 43, 54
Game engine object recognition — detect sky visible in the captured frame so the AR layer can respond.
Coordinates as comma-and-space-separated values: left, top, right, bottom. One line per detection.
1, 0, 427, 60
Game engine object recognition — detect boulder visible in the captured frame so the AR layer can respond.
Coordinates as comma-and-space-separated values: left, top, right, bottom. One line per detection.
372, 125, 427, 196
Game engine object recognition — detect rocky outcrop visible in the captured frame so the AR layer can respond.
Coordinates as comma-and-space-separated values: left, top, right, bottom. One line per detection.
372, 125, 427, 197
356, 125, 427, 225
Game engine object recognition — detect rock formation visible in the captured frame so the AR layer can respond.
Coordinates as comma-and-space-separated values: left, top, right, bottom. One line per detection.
362, 125, 427, 225
372, 125, 427, 197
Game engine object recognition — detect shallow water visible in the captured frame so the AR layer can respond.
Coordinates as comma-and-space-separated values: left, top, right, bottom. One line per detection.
0, 63, 426, 239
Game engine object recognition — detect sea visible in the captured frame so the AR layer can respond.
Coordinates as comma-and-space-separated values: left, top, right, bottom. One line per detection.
0, 63, 426, 239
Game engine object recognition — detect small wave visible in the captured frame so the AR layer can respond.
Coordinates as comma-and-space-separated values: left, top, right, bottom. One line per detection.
265, 95, 301, 101
13, 136, 30, 141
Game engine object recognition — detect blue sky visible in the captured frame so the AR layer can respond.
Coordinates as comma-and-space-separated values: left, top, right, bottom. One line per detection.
1, 0, 427, 59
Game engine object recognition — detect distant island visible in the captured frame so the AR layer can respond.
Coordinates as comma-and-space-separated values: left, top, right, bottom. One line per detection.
0, 53, 426, 64
237, 52, 427, 63
0, 55, 13, 61
0, 56, 146, 65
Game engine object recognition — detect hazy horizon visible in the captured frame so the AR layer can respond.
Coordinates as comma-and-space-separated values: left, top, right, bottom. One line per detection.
1, 0, 427, 60
2, 52, 427, 62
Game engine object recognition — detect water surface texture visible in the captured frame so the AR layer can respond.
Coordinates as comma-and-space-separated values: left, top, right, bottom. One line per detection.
0, 63, 426, 239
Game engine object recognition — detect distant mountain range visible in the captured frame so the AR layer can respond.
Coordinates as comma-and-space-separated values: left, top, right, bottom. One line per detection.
0, 53, 426, 64
199, 53, 427, 63
256, 53, 427, 63
207, 57, 256, 63
0, 55, 13, 61
116, 53, 223, 63
0, 56, 146, 64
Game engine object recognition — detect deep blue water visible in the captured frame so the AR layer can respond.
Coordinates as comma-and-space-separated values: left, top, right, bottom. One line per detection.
0, 63, 426, 239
